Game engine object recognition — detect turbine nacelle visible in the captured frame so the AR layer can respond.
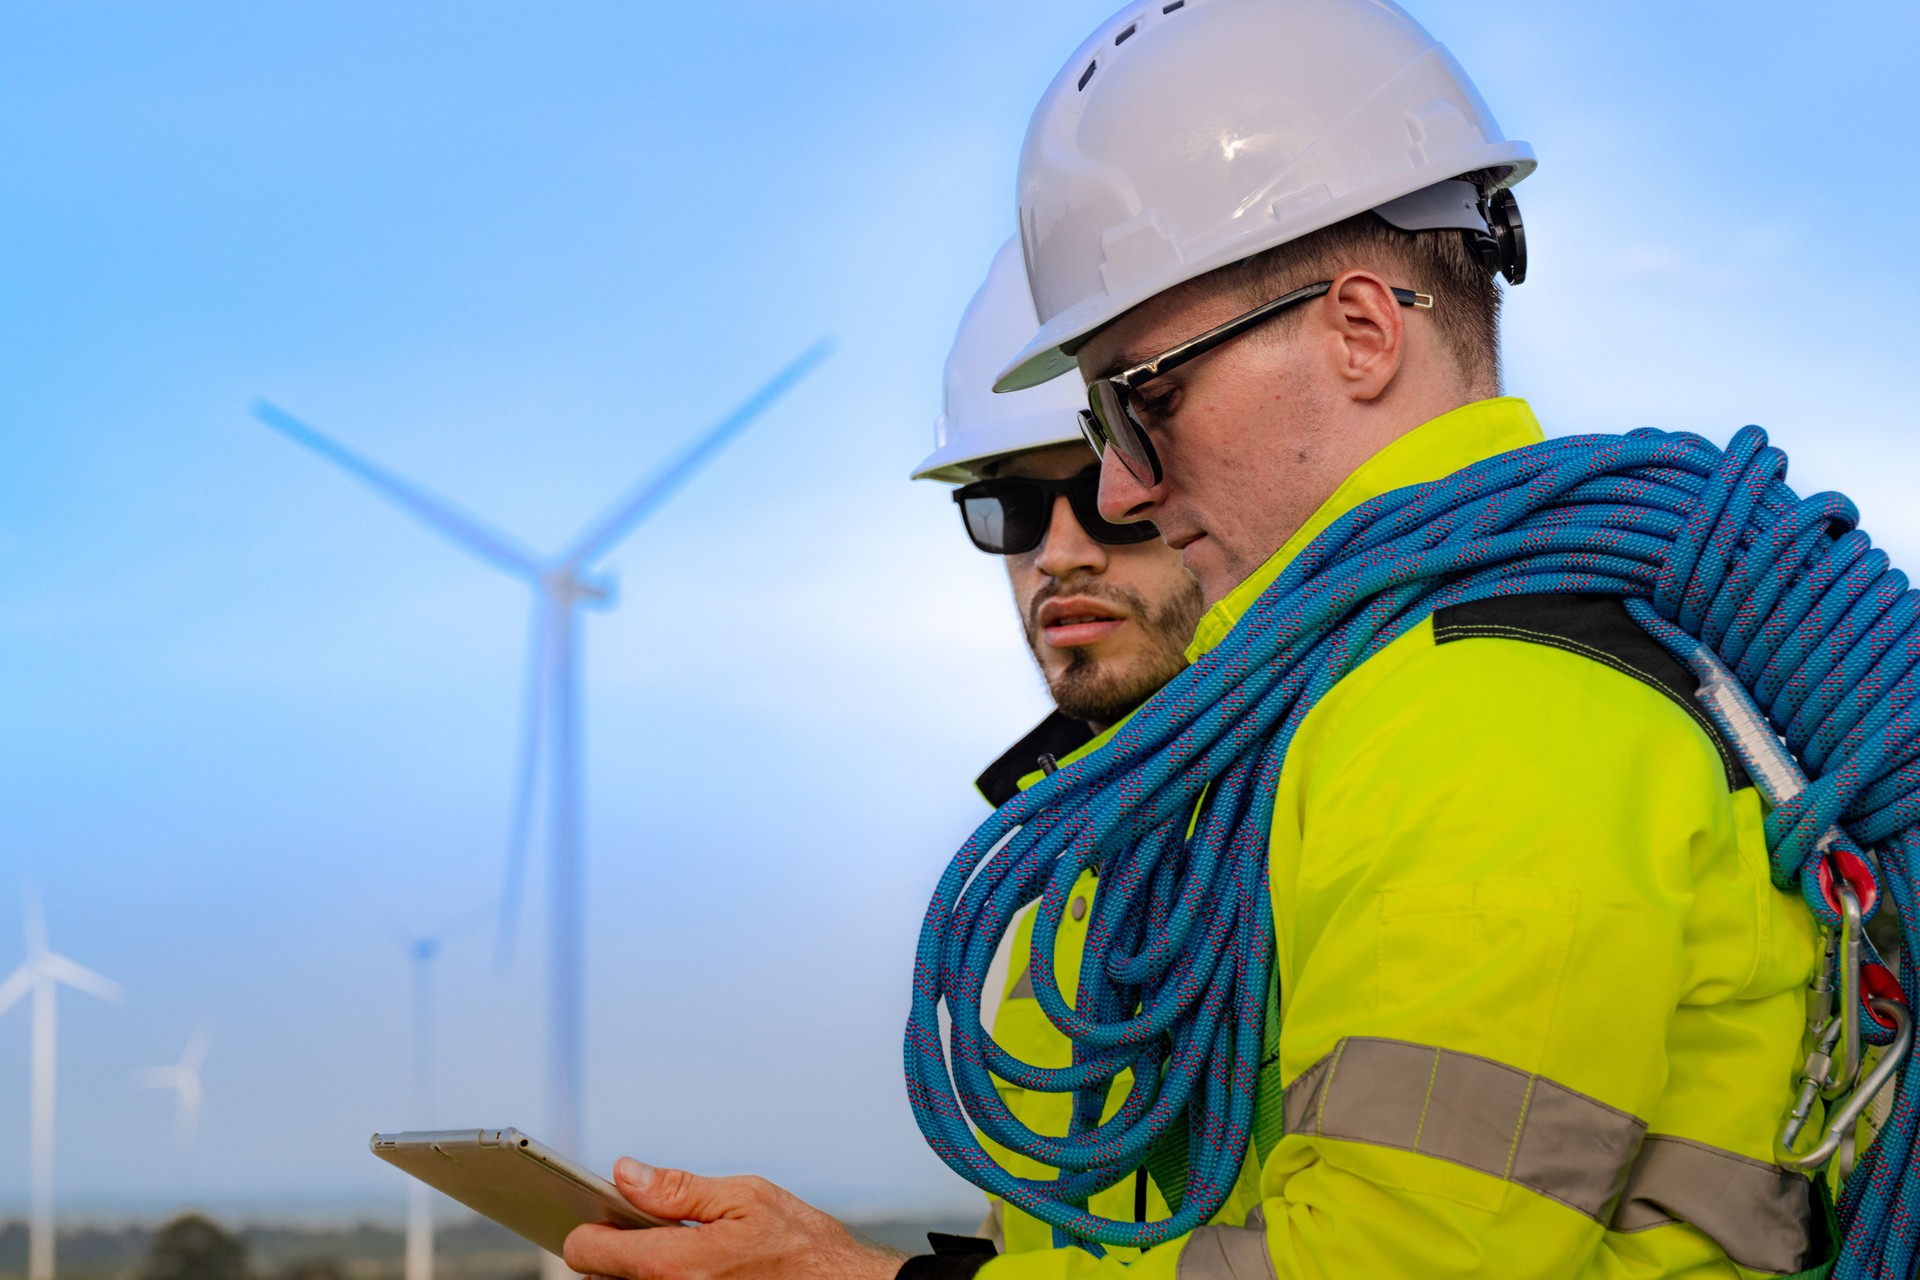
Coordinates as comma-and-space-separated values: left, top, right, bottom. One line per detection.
542, 568, 616, 609
140, 1025, 212, 1148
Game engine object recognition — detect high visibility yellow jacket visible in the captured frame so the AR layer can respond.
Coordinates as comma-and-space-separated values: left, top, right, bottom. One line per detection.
967, 398, 1824, 1279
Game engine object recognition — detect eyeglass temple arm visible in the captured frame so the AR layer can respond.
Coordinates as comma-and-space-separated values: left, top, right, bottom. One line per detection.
1116, 282, 1434, 389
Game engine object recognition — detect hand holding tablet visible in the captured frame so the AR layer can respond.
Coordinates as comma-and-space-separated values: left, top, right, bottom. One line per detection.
369, 1128, 664, 1257
372, 1129, 908, 1278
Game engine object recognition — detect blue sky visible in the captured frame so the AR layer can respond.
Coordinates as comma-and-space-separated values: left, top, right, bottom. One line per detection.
1, 0, 1917, 1223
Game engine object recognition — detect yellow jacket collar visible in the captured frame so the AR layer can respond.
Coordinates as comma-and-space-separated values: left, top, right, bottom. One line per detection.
1186, 397, 1545, 661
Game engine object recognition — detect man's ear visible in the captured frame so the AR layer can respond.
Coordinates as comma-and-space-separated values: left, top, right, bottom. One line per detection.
1322, 269, 1405, 403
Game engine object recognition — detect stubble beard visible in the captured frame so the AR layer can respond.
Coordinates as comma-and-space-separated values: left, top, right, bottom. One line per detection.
1025, 576, 1207, 728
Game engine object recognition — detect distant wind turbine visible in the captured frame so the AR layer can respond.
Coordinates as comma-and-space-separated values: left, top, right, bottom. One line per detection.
0, 896, 126, 1280
405, 934, 441, 1280
253, 341, 831, 1198
139, 1025, 212, 1147
388, 910, 480, 1280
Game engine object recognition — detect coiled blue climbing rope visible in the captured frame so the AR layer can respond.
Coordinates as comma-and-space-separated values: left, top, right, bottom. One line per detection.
905, 425, 1920, 1277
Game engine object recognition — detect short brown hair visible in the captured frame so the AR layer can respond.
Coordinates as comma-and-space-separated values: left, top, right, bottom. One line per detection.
1193, 213, 1503, 394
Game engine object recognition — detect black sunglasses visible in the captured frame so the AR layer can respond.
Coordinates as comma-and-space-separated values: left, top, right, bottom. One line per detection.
953, 466, 1160, 556
1079, 279, 1434, 486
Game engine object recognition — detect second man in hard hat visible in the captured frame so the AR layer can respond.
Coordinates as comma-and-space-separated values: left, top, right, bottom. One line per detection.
919, 239, 1208, 1260
559, 242, 1208, 1278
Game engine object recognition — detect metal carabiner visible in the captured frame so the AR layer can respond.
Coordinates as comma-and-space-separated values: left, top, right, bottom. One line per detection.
1807, 925, 1838, 1029
1825, 884, 1865, 1099
1780, 997, 1913, 1174
1782, 1007, 1847, 1151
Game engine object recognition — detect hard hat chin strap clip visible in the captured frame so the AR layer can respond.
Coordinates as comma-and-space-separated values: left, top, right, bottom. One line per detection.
1466, 187, 1527, 285
1370, 177, 1527, 286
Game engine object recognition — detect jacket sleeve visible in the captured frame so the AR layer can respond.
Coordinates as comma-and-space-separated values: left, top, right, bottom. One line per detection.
975, 626, 1746, 1278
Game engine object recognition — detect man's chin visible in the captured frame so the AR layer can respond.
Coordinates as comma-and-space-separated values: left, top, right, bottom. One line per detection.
1049, 654, 1174, 728
1174, 537, 1235, 608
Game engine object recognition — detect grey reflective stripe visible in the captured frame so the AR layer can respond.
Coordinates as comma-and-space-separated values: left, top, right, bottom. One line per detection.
1177, 1206, 1276, 1280
1612, 1134, 1817, 1275
1281, 1037, 1645, 1220
1280, 1038, 1819, 1272
1007, 968, 1034, 1001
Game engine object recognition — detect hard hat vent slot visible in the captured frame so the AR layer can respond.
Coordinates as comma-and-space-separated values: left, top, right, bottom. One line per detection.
1162, 1, 1184, 12
1078, 61, 1098, 91
1115, 23, 1138, 44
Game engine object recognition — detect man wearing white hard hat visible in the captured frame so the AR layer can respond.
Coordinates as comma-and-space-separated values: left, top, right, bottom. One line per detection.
899, 0, 1829, 1278
565, 2, 1833, 1277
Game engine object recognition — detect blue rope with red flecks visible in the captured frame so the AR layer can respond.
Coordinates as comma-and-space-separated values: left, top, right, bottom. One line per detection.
904, 425, 1917, 1275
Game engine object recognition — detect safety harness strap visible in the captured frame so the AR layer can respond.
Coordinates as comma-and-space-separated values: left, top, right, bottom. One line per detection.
1148, 958, 1281, 1218
1248, 961, 1284, 1169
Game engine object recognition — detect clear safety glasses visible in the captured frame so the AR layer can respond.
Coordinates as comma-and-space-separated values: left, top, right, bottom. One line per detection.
1077, 280, 1434, 486
953, 465, 1160, 556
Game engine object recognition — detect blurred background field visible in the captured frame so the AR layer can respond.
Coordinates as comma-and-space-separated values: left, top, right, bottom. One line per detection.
0, 1212, 977, 1279
0, 1215, 544, 1280
1, 0, 1917, 1270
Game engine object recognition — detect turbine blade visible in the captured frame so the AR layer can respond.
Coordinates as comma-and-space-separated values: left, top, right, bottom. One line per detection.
253, 401, 545, 579
560, 338, 833, 569
495, 604, 551, 971
39, 953, 125, 1003
0, 965, 30, 1016
182, 1025, 213, 1071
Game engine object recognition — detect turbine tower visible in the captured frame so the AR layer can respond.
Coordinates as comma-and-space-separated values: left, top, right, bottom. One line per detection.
404, 933, 441, 1280
254, 341, 829, 1196
139, 1025, 212, 1147
0, 897, 126, 1280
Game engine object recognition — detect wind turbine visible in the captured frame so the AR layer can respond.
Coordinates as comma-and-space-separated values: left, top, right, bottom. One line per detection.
389, 915, 472, 1280
139, 1025, 212, 1147
0, 897, 126, 1280
253, 340, 830, 1194
406, 934, 442, 1280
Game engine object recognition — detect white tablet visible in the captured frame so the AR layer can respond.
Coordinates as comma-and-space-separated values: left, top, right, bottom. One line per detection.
370, 1128, 665, 1256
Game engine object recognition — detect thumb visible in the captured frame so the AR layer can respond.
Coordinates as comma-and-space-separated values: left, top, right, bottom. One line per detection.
612, 1157, 737, 1224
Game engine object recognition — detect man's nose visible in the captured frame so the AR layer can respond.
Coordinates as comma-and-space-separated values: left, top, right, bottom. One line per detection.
1034, 494, 1108, 578
1097, 449, 1160, 526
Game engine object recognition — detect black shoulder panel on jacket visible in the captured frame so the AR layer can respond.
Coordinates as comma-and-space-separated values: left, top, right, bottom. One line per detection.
975, 711, 1097, 808
1432, 594, 1750, 792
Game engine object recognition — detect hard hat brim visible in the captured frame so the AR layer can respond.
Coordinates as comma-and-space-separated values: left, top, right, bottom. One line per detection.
910, 408, 1089, 483
994, 148, 1536, 393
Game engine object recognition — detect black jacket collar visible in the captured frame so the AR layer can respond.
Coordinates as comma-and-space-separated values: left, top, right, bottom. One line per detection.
974, 711, 1099, 807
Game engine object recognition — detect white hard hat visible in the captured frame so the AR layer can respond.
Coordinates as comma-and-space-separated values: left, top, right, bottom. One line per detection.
996, 0, 1535, 391
912, 238, 1089, 483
